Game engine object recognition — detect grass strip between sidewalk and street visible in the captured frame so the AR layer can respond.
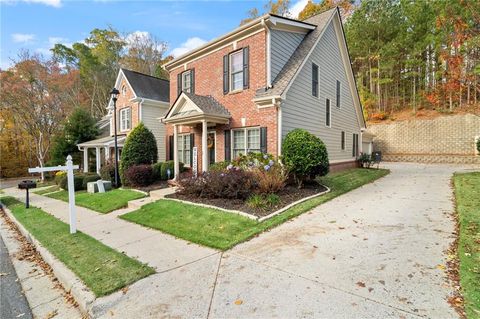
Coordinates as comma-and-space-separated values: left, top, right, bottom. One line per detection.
45, 189, 145, 213
453, 172, 480, 318
121, 168, 389, 250
0, 197, 155, 297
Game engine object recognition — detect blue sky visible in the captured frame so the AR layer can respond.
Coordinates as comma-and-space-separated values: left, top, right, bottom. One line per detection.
0, 0, 309, 69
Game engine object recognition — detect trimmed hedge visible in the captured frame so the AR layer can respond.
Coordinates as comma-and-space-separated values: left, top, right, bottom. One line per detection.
82, 174, 101, 189
282, 128, 329, 187
124, 165, 153, 187
59, 175, 85, 191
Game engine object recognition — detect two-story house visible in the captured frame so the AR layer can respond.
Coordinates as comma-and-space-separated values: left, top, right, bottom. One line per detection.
78, 68, 169, 174
163, 7, 365, 177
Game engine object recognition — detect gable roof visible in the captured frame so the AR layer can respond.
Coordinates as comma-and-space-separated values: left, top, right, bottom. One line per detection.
121, 68, 170, 102
164, 92, 231, 122
256, 8, 336, 98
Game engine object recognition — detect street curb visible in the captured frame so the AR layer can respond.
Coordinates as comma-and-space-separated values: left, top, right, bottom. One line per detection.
1, 204, 96, 317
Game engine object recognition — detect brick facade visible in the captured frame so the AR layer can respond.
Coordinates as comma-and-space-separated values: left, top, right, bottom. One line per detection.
112, 78, 140, 136
166, 30, 279, 171
367, 114, 480, 164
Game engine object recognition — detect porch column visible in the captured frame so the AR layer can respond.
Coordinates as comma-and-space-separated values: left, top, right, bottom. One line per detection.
83, 147, 88, 173
173, 124, 180, 179
202, 120, 208, 172
95, 147, 101, 174
105, 147, 110, 163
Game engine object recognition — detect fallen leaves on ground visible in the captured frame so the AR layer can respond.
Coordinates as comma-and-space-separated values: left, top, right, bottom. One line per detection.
234, 299, 243, 305
356, 281, 366, 288
44, 309, 58, 319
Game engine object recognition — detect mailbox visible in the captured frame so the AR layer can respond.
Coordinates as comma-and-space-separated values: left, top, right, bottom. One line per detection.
18, 180, 37, 208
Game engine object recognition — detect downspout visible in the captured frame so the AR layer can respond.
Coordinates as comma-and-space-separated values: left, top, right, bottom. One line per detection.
261, 18, 272, 88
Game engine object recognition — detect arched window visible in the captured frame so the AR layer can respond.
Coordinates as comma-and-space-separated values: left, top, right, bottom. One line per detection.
121, 85, 127, 97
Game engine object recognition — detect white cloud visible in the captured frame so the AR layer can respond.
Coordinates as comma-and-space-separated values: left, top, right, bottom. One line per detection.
11, 33, 35, 43
1, 0, 62, 7
289, 0, 308, 19
125, 31, 150, 46
170, 37, 207, 58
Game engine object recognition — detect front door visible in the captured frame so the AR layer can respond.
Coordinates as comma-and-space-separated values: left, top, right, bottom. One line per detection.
207, 131, 216, 166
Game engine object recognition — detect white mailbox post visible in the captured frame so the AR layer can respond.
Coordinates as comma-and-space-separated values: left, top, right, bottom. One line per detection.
28, 155, 79, 234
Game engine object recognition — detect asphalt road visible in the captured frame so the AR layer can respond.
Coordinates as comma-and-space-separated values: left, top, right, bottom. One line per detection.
0, 232, 33, 319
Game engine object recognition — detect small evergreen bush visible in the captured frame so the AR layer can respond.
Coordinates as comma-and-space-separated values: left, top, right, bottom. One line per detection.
82, 174, 101, 189
59, 175, 85, 191
161, 160, 184, 180
152, 162, 164, 181
282, 129, 329, 188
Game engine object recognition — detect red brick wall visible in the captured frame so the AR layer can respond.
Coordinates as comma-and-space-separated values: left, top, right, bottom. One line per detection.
112, 78, 140, 136
166, 30, 279, 171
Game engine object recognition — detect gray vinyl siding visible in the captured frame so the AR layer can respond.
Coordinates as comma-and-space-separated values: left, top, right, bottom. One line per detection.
281, 23, 361, 162
270, 29, 305, 82
141, 103, 168, 162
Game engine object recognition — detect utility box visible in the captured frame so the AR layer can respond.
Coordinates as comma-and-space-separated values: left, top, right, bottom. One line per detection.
87, 180, 112, 193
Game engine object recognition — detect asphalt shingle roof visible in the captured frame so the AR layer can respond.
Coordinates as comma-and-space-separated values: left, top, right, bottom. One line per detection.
256, 8, 336, 98
183, 92, 231, 117
122, 68, 170, 102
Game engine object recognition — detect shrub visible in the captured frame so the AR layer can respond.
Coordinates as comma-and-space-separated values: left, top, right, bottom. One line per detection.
246, 193, 280, 210
251, 164, 287, 194
477, 137, 480, 154
152, 162, 163, 181
232, 152, 274, 169
59, 175, 85, 191
358, 153, 372, 168
100, 162, 116, 182
120, 123, 157, 185
177, 169, 255, 199
54, 171, 66, 185
124, 164, 153, 187
161, 161, 184, 180
209, 161, 230, 172
282, 129, 329, 188
82, 174, 101, 189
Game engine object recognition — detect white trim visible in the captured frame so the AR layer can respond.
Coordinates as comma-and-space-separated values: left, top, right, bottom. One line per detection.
177, 133, 192, 167
269, 15, 316, 31
231, 126, 261, 158
263, 19, 272, 88
229, 50, 244, 92
119, 107, 131, 132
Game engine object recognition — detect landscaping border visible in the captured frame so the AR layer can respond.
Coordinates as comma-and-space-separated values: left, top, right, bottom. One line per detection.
164, 186, 331, 222
0, 203, 95, 316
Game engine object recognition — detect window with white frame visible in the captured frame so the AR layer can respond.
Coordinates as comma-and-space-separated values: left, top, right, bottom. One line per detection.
177, 134, 191, 166
119, 107, 131, 131
181, 70, 192, 93
232, 127, 260, 159
230, 51, 243, 91
121, 85, 127, 97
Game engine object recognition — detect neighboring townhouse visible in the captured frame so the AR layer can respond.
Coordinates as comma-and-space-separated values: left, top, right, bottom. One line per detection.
163, 7, 366, 177
78, 68, 169, 174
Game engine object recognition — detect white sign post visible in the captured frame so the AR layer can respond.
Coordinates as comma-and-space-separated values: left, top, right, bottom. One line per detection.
28, 155, 79, 234
192, 146, 198, 177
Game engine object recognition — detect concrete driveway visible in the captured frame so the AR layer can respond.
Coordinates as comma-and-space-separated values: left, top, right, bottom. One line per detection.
91, 163, 473, 319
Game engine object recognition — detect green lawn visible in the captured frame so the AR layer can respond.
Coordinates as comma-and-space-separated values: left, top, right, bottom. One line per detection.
33, 185, 60, 195
453, 172, 480, 318
121, 168, 389, 250
46, 189, 145, 213
0, 197, 154, 297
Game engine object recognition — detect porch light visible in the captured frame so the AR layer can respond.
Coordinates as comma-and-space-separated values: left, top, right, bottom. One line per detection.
110, 87, 120, 187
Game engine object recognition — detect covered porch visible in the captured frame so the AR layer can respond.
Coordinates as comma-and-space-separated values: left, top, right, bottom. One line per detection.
163, 92, 231, 178
77, 135, 126, 174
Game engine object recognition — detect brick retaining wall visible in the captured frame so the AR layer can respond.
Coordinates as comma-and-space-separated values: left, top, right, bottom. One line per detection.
367, 114, 480, 164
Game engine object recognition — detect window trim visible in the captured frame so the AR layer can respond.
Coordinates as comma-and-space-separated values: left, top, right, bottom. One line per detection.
119, 107, 131, 132
341, 131, 345, 150
177, 133, 192, 167
231, 127, 261, 158
325, 98, 331, 128
229, 50, 244, 92
121, 85, 127, 97
181, 70, 192, 93
312, 63, 319, 97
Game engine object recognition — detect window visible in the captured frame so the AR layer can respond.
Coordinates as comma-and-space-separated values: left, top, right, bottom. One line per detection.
325, 98, 331, 127
341, 131, 345, 150
177, 134, 191, 167
230, 51, 244, 91
336, 80, 341, 108
181, 70, 192, 93
121, 85, 127, 97
312, 63, 319, 97
119, 107, 131, 131
232, 127, 260, 159
352, 133, 359, 157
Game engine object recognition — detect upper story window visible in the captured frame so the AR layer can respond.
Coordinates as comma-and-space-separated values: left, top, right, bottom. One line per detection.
312, 63, 319, 97
325, 98, 331, 127
223, 47, 249, 94
119, 107, 131, 131
121, 85, 127, 97
336, 80, 341, 108
177, 69, 195, 96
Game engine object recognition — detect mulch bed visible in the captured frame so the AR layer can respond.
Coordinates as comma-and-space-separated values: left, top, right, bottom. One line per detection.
166, 182, 328, 218
132, 180, 169, 193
